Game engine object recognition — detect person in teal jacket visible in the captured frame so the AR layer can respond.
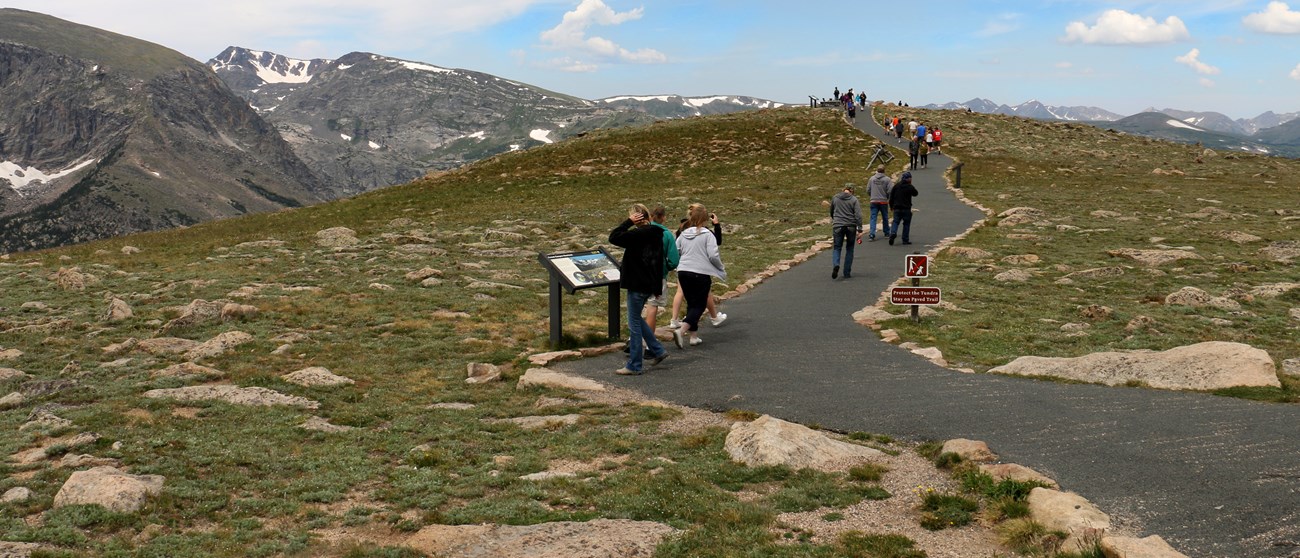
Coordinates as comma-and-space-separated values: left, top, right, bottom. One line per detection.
643, 204, 679, 334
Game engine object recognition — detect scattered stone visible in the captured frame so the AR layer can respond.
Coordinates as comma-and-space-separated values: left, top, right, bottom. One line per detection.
1164, 287, 1240, 310
234, 240, 285, 250
1282, 358, 1300, 379
724, 414, 884, 470
946, 247, 994, 260
2, 486, 32, 503
997, 207, 1047, 227
519, 471, 577, 481
219, 303, 259, 321
121, 246, 141, 255
979, 463, 1058, 488
20, 301, 49, 311
1292, 308, 1300, 321
880, 329, 900, 343
517, 367, 606, 391
1063, 267, 1125, 280
136, 337, 200, 355
100, 358, 133, 368
144, 385, 319, 408
369, 283, 394, 291
59, 453, 120, 468
161, 299, 227, 331
405, 519, 676, 558
1260, 241, 1300, 263
1002, 254, 1040, 265
105, 298, 133, 322
1183, 206, 1230, 219
432, 309, 471, 320
406, 268, 444, 281
990, 341, 1280, 390
1212, 230, 1262, 244
995, 269, 1033, 282
853, 306, 900, 324
53, 466, 165, 513
466, 363, 503, 384
152, 362, 224, 380
1107, 248, 1200, 267
1100, 535, 1190, 558
185, 331, 254, 360
1090, 210, 1122, 218
1125, 315, 1157, 332
299, 416, 356, 433
282, 367, 354, 387
0, 391, 25, 409
1249, 283, 1300, 298
528, 350, 582, 366
429, 402, 476, 410
940, 439, 996, 462
21, 409, 73, 432
911, 347, 947, 366
52, 267, 97, 290
498, 414, 583, 429
316, 227, 360, 248
1028, 488, 1111, 545
420, 277, 444, 287
0, 367, 29, 382
1079, 305, 1113, 321
103, 338, 139, 355
0, 348, 23, 360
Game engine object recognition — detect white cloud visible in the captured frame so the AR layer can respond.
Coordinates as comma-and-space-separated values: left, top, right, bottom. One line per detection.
976, 13, 1022, 37
1062, 9, 1191, 44
539, 0, 666, 65
1291, 63, 1300, 80
1055, 61, 1073, 69
1175, 48, 1221, 75
543, 57, 599, 73
1199, 77, 1216, 88
1244, 1, 1300, 34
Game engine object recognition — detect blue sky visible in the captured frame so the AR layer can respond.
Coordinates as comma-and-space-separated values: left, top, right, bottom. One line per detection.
6, 0, 1300, 119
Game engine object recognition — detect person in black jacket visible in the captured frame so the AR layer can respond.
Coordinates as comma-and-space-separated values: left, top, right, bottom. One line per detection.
609, 204, 669, 375
889, 172, 919, 246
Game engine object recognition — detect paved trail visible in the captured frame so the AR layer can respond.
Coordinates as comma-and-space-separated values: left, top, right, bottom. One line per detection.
554, 114, 1300, 557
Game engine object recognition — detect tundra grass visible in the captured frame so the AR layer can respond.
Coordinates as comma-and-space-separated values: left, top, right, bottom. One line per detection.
0, 109, 923, 556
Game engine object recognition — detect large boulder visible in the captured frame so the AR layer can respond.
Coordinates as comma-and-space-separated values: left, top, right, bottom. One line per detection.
990, 342, 1279, 390
1028, 487, 1110, 540
405, 519, 675, 558
105, 298, 133, 322
161, 299, 227, 331
52, 466, 164, 513
724, 415, 883, 470
316, 227, 360, 248
1100, 535, 1189, 558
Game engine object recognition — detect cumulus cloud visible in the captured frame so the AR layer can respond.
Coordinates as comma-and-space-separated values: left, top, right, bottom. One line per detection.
1062, 9, 1190, 44
1292, 63, 1300, 80
539, 0, 667, 65
1175, 48, 1221, 75
1244, 1, 1300, 34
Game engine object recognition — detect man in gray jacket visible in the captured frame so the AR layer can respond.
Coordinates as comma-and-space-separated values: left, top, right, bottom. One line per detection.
866, 166, 892, 241
829, 184, 863, 279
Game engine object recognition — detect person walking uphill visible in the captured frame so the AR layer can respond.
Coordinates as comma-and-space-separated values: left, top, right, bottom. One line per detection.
889, 172, 919, 246
609, 204, 670, 375
866, 166, 892, 241
673, 203, 727, 350
829, 184, 864, 279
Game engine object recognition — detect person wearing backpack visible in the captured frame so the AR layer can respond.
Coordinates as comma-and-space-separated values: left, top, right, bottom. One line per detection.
609, 204, 670, 375
889, 172, 919, 246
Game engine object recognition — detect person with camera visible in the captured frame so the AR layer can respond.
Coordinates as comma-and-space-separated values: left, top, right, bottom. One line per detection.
608, 204, 670, 375
672, 203, 727, 349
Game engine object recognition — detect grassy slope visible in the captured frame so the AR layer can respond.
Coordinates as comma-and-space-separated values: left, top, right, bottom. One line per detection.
1, 109, 928, 556
874, 105, 1300, 400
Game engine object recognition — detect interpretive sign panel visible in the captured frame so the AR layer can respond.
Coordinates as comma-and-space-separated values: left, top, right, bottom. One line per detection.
890, 287, 942, 305
540, 248, 621, 294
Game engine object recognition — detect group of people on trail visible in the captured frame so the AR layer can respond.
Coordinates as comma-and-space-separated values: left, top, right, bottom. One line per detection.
827, 166, 920, 279
885, 116, 942, 170
609, 203, 729, 375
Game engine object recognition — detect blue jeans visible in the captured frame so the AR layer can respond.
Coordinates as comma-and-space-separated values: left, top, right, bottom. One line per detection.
831, 226, 857, 275
869, 203, 890, 237
891, 210, 912, 243
626, 290, 666, 372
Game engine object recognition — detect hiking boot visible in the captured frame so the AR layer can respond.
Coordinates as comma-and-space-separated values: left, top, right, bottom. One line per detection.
710, 313, 728, 327
832, 265, 840, 279
649, 352, 668, 366
888, 235, 896, 245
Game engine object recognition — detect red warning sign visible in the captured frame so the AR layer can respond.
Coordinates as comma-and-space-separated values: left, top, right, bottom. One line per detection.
904, 254, 929, 278
890, 287, 942, 305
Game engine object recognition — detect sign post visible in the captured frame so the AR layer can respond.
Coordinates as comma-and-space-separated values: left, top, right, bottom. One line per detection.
538, 248, 622, 348
891, 254, 940, 322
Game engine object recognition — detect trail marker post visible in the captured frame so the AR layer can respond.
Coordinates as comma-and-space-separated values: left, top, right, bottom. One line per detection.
891, 254, 940, 322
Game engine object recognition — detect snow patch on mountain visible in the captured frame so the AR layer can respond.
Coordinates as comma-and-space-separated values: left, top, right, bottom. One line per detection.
1166, 119, 1203, 131
530, 130, 553, 144
1, 159, 97, 192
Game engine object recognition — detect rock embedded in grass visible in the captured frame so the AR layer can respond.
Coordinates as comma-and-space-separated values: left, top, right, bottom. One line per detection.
517, 367, 605, 392
404, 519, 676, 558
978, 463, 1057, 488
144, 385, 319, 408
1107, 248, 1201, 267
1164, 286, 1240, 310
282, 366, 355, 387
940, 439, 996, 462
990, 341, 1280, 390
53, 466, 164, 513
725, 414, 884, 470
1027, 487, 1111, 547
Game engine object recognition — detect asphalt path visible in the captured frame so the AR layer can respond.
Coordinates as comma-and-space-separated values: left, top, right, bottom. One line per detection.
553, 114, 1300, 557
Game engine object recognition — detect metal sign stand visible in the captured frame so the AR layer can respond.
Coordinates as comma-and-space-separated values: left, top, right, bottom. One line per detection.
539, 249, 622, 349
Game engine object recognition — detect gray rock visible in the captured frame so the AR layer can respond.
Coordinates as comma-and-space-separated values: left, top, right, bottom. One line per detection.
405, 519, 676, 558
0, 541, 41, 557
105, 298, 133, 322
1283, 358, 1300, 379
1100, 535, 1190, 558
184, 331, 254, 360
219, 303, 259, 321
282, 366, 354, 387
516, 368, 605, 391
144, 385, 319, 408
995, 269, 1033, 282
941, 439, 996, 462
151, 362, 224, 379
497, 415, 583, 430
0, 367, 29, 382
429, 402, 476, 410
725, 415, 884, 470
53, 466, 164, 513
161, 299, 227, 331
0, 391, 25, 409
1027, 488, 1110, 547
1107, 248, 1200, 267
1164, 287, 1240, 310
2, 486, 33, 503
135, 337, 201, 355
990, 341, 1280, 390
20, 409, 73, 432
1260, 240, 1300, 262
316, 227, 359, 248
298, 416, 356, 433
978, 463, 1057, 488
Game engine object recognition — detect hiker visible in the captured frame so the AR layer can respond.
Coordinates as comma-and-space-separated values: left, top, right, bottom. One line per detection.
908, 119, 918, 135
624, 204, 680, 358
889, 172, 919, 246
932, 127, 943, 153
866, 166, 892, 241
669, 213, 727, 330
916, 122, 927, 143
907, 137, 920, 170
919, 140, 929, 169
846, 100, 857, 122
834, 86, 840, 100
894, 119, 905, 140
608, 204, 670, 375
925, 128, 934, 149
673, 203, 727, 349
829, 183, 864, 279
857, 92, 866, 109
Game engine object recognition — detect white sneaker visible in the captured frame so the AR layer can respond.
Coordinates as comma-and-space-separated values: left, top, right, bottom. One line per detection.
710, 313, 728, 327
689, 337, 704, 346
669, 318, 682, 329
672, 326, 685, 350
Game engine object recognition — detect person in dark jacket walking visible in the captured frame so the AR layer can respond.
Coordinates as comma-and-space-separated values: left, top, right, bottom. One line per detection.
829, 184, 864, 279
609, 204, 669, 375
889, 172, 919, 245
907, 137, 920, 170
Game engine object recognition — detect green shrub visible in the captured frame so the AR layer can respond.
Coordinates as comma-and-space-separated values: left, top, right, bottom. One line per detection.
919, 492, 978, 530
835, 531, 927, 558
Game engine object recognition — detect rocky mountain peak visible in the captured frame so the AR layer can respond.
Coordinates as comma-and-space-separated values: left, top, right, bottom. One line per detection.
208, 46, 332, 87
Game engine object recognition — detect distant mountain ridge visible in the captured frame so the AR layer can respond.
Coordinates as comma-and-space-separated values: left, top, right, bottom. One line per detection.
595, 94, 785, 118
0, 9, 325, 252
920, 98, 1123, 122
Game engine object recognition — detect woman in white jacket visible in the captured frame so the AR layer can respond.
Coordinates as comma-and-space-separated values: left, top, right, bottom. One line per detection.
673, 203, 726, 349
